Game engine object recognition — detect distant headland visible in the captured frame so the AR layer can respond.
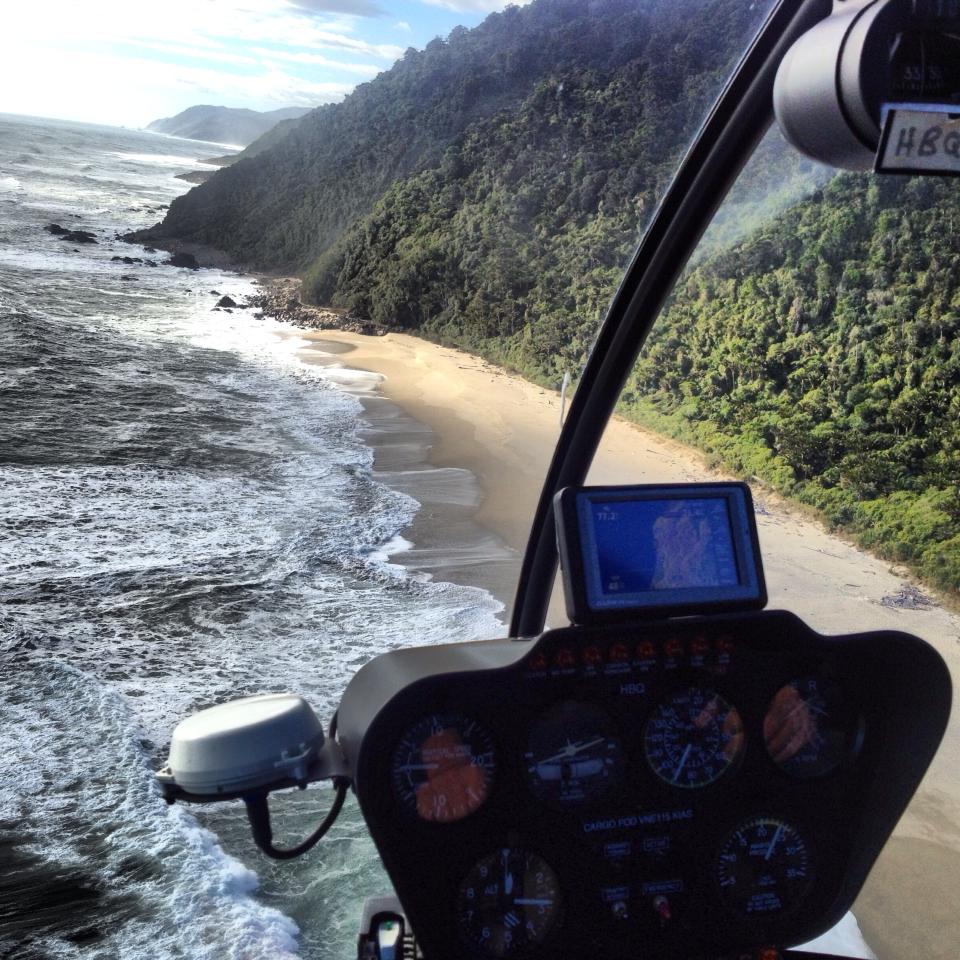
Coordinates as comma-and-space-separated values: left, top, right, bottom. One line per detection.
145, 104, 311, 147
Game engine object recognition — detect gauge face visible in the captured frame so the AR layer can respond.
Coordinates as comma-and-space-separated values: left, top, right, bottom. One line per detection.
764, 677, 851, 778
524, 701, 623, 807
716, 817, 812, 915
644, 687, 744, 788
391, 714, 495, 823
457, 848, 561, 957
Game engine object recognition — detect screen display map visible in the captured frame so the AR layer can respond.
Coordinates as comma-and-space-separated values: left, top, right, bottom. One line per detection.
556, 483, 766, 621
589, 497, 739, 596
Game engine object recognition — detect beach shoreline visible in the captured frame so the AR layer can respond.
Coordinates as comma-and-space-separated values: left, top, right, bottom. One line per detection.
293, 327, 960, 960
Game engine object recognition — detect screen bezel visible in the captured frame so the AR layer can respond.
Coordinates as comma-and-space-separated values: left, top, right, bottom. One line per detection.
554, 483, 767, 624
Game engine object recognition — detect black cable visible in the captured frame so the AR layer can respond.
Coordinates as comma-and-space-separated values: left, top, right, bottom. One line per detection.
243, 776, 349, 860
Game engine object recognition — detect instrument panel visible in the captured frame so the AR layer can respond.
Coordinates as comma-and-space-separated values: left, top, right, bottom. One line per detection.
337, 610, 949, 959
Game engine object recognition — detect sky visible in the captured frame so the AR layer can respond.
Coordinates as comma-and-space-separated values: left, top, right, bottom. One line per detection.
0, 0, 530, 128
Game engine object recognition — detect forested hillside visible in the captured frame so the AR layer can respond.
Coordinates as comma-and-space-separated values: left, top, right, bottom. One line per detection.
304, 106, 822, 384
140, 0, 769, 271
626, 174, 960, 594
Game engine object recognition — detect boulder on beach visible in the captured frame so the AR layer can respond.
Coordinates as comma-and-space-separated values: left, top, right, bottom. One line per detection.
48, 224, 98, 244
216, 295, 238, 308
165, 252, 200, 270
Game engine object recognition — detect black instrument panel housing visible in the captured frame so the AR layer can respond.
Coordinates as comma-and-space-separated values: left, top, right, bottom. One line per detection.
337, 610, 950, 959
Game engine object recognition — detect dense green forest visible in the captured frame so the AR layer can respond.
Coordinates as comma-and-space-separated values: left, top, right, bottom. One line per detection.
146, 0, 960, 598
626, 174, 960, 595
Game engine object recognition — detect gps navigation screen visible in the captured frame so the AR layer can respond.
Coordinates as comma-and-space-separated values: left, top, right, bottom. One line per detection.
559, 483, 766, 619
590, 498, 739, 596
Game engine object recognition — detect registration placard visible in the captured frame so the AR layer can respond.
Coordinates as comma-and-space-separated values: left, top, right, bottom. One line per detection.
876, 103, 960, 176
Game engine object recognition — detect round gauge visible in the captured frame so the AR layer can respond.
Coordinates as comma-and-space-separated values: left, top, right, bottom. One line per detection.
644, 687, 744, 788
457, 848, 561, 957
391, 714, 495, 823
524, 701, 623, 807
716, 817, 812, 915
764, 677, 851, 778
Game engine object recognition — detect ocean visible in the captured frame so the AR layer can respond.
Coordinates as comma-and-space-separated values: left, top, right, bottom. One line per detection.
0, 114, 505, 959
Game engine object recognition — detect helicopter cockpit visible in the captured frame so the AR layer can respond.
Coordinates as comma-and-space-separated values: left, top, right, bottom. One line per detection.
156, 1, 957, 958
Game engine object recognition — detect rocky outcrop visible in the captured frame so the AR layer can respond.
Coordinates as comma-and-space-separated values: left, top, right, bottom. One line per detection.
45, 224, 98, 244
165, 252, 200, 270
246, 280, 383, 336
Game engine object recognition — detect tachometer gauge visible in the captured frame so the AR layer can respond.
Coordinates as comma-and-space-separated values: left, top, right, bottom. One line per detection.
524, 701, 623, 807
644, 687, 744, 788
764, 677, 852, 778
457, 848, 561, 957
716, 817, 812, 914
391, 714, 495, 823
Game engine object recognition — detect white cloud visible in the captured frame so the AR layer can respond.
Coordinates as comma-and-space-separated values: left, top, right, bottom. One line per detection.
286, 0, 387, 14
419, 0, 531, 10
290, 30, 404, 59
2, 1, 399, 62
0, 43, 351, 127
130, 41, 260, 67
0, 0, 404, 126
251, 47, 381, 76
395, 20, 412, 31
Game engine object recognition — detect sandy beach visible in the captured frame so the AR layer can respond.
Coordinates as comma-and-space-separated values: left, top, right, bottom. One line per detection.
297, 329, 960, 960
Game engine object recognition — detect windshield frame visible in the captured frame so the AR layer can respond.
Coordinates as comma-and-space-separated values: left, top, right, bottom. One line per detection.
509, 0, 835, 638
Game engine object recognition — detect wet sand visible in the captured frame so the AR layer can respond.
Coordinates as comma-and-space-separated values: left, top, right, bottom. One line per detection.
297, 329, 960, 960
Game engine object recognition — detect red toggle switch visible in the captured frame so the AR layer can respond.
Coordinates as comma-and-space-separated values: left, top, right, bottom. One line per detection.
652, 895, 671, 926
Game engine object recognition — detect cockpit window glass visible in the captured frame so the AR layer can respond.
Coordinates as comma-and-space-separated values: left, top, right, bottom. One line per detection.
587, 113, 960, 960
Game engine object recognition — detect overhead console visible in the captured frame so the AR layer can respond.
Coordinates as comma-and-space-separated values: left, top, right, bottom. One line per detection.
336, 484, 951, 959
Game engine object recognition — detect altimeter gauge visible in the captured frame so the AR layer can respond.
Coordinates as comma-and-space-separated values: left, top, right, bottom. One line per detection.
457, 848, 562, 957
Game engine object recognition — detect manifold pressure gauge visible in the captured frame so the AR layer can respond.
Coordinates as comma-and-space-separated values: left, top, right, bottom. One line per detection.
716, 817, 812, 915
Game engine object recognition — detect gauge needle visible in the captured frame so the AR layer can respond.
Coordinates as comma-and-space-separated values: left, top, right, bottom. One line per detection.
503, 850, 513, 896
396, 763, 440, 772
803, 697, 829, 719
765, 823, 783, 860
514, 898, 553, 906
672, 743, 693, 782
543, 736, 605, 763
